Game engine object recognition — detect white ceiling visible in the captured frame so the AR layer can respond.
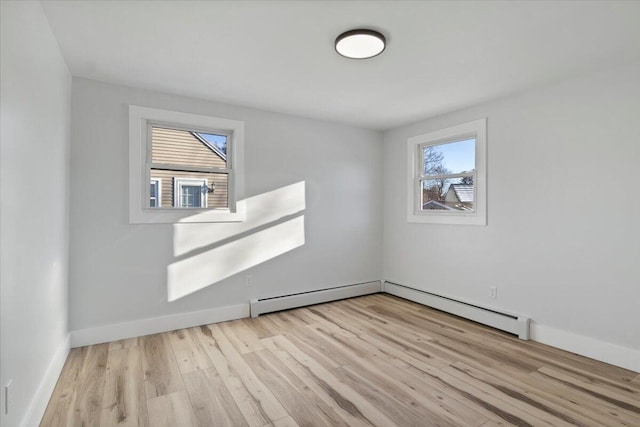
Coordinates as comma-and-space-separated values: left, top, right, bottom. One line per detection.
41, 1, 640, 131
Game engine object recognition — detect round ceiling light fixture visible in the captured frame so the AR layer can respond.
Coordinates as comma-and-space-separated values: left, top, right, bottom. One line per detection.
335, 29, 386, 59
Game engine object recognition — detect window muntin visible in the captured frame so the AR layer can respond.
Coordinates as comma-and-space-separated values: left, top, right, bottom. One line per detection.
407, 118, 486, 225
146, 124, 231, 210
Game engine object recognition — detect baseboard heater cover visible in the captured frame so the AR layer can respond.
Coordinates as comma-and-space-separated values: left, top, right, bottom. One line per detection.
384, 281, 531, 340
250, 281, 382, 318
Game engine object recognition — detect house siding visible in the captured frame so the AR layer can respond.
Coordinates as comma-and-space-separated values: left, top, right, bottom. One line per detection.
151, 127, 227, 169
150, 169, 228, 208
444, 189, 458, 204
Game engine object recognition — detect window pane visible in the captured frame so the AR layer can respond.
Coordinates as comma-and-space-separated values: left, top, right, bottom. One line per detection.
151, 126, 228, 168
150, 180, 159, 208
149, 169, 229, 209
196, 132, 227, 156
421, 178, 474, 212
180, 185, 203, 208
423, 138, 475, 176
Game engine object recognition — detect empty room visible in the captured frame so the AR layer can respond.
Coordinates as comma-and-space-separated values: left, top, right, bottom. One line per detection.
2, 1, 639, 426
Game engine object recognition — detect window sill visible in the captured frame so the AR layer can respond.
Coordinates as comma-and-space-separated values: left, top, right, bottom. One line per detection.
129, 203, 246, 224
407, 211, 486, 225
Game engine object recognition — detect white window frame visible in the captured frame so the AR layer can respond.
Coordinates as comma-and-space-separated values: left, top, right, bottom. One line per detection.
150, 178, 161, 207
129, 105, 245, 223
407, 118, 487, 225
173, 177, 207, 208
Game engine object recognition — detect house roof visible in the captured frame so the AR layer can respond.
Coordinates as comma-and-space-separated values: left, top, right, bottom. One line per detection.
422, 200, 455, 211
191, 132, 227, 161
450, 184, 474, 203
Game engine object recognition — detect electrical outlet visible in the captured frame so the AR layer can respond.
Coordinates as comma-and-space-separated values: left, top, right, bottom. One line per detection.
5, 379, 12, 415
245, 274, 253, 288
489, 286, 498, 300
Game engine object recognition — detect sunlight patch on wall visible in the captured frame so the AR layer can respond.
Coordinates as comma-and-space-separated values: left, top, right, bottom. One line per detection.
167, 215, 305, 301
173, 181, 305, 257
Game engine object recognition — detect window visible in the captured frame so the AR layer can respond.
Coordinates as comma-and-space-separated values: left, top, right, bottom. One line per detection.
174, 177, 207, 208
407, 118, 486, 225
129, 106, 245, 223
150, 179, 161, 207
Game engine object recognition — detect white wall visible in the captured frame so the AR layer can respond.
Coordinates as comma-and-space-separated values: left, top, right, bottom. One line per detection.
0, 2, 72, 426
383, 62, 640, 370
69, 78, 383, 337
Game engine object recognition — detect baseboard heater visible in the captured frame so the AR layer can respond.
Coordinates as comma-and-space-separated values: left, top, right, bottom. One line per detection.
383, 281, 531, 340
250, 281, 382, 318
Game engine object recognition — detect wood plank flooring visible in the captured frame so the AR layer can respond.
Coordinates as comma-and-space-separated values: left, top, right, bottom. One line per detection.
41, 294, 640, 426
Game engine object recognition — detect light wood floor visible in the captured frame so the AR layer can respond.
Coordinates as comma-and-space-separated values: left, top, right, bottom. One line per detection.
41, 294, 640, 426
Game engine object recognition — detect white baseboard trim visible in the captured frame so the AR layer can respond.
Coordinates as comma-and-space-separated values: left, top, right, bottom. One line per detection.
382, 281, 637, 372
383, 282, 530, 340
22, 334, 70, 427
70, 304, 249, 348
530, 323, 640, 373
250, 281, 382, 318
67, 284, 639, 373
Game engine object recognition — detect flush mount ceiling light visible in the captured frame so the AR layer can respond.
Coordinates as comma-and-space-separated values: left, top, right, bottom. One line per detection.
335, 29, 386, 59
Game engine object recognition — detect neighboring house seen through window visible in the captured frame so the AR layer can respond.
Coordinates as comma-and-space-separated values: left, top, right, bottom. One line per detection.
407, 118, 487, 225
148, 126, 228, 209
420, 138, 475, 212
